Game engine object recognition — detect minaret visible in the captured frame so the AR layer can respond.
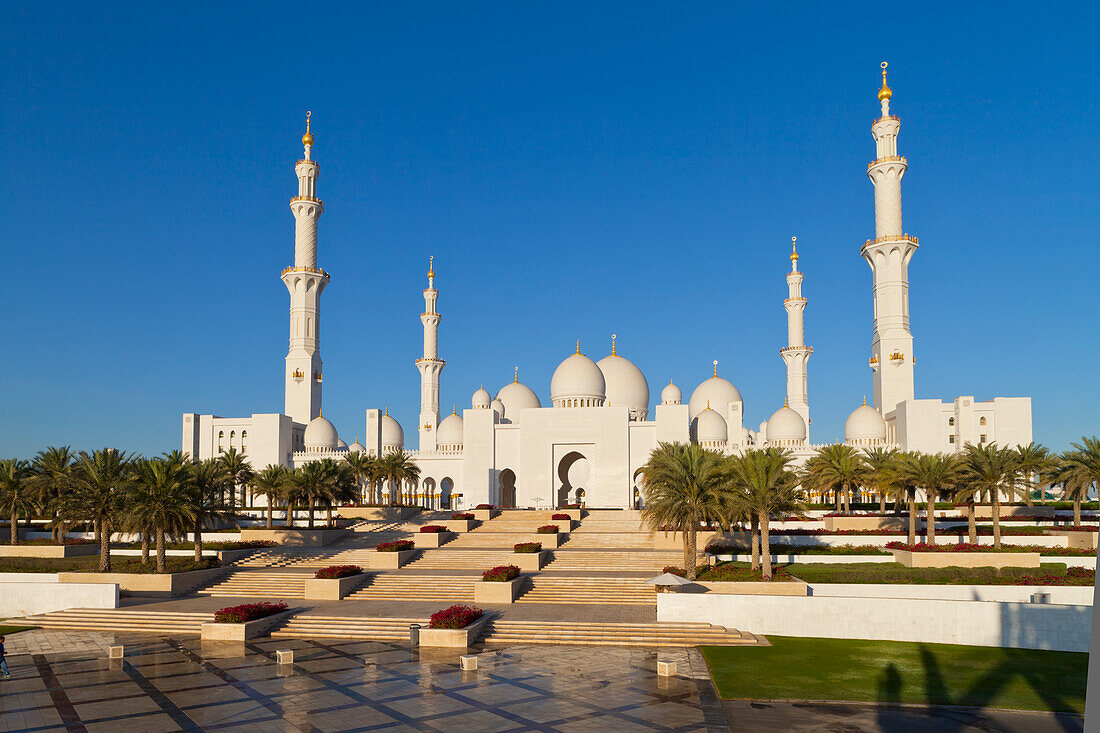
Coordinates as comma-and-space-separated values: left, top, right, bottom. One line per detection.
282, 112, 328, 425
780, 237, 812, 430
863, 62, 918, 414
417, 256, 445, 451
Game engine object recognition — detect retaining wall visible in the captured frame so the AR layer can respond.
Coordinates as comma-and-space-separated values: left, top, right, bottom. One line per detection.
1, 579, 118, 617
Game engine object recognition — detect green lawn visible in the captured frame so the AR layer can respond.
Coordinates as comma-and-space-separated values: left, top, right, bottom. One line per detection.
0, 625, 36, 636
702, 636, 1087, 714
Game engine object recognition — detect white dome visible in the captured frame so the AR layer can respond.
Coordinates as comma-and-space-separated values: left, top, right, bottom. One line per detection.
472, 386, 492, 409
303, 416, 339, 451
496, 380, 540, 422
490, 398, 506, 417
691, 408, 728, 444
551, 351, 606, 406
381, 413, 404, 449
688, 375, 743, 419
437, 411, 464, 446
660, 381, 682, 405
845, 403, 887, 443
596, 353, 649, 417
767, 406, 807, 443
348, 441, 366, 454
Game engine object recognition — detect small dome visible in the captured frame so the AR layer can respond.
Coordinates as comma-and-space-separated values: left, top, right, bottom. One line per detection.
381, 412, 404, 449
437, 411, 464, 446
496, 379, 541, 422
348, 441, 366, 454
490, 398, 506, 417
336, 439, 348, 450
691, 408, 727, 444
303, 415, 339, 451
597, 352, 649, 417
845, 402, 887, 443
688, 374, 743, 419
551, 349, 606, 406
472, 386, 492, 409
767, 406, 807, 443
660, 381, 681, 405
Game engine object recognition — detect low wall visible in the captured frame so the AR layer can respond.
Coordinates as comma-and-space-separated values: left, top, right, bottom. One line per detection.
806, 583, 1095, 605
1, 579, 118, 617
658, 592, 1093, 652
0, 544, 98, 558
710, 533, 1069, 549
56, 566, 228, 598
712, 553, 1095, 567
239, 528, 348, 547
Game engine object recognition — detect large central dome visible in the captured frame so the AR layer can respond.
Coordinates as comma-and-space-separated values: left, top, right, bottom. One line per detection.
597, 350, 649, 419
551, 346, 606, 407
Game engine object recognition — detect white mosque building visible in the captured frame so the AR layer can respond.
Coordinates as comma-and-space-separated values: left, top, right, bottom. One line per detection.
181, 66, 1032, 509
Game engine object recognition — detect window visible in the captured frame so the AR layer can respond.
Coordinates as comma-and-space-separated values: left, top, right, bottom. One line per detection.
979, 416, 987, 426
949, 435, 955, 444
948, 417, 955, 427
980, 434, 987, 444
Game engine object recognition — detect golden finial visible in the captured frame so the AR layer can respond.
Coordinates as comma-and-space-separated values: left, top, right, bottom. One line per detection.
784, 396, 789, 408
713, 360, 718, 378
452, 405, 456, 415
576, 339, 581, 355
790, 236, 799, 262
706, 400, 711, 410
611, 334, 617, 356
428, 255, 435, 280
514, 366, 519, 383
384, 406, 389, 416
878, 61, 892, 101
302, 111, 314, 147
863, 395, 867, 406
319, 408, 323, 418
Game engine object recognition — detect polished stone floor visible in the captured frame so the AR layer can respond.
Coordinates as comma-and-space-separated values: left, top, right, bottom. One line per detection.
0, 632, 721, 732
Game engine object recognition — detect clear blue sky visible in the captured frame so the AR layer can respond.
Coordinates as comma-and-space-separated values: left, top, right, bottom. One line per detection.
3, 2, 1097, 458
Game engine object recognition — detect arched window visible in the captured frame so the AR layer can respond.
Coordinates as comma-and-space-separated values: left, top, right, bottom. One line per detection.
948, 417, 955, 427
241, 430, 248, 450
979, 417, 987, 426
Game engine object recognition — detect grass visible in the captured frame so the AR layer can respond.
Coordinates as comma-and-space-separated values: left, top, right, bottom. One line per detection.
702, 636, 1087, 714
0, 556, 220, 574
0, 624, 36, 636
704, 560, 1093, 585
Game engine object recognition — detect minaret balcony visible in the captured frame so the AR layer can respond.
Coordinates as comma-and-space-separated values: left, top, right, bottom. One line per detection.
290, 195, 324, 212
867, 155, 907, 171
281, 265, 331, 279
780, 345, 813, 354
861, 234, 919, 252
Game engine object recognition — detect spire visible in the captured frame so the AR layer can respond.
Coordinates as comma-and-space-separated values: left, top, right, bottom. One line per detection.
427, 255, 435, 287
784, 395, 789, 408
384, 406, 389, 416
576, 339, 581, 355
863, 395, 867, 406
790, 236, 799, 272
611, 333, 617, 356
302, 111, 314, 158
452, 405, 456, 415
514, 366, 519, 383
878, 61, 892, 116
713, 360, 718, 378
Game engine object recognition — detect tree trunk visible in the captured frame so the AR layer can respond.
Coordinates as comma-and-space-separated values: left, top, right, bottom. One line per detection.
992, 491, 1002, 551
879, 491, 886, 515
967, 502, 977, 545
760, 510, 772, 580
844, 483, 851, 515
308, 497, 315, 528
750, 514, 760, 571
156, 528, 166, 573
141, 532, 150, 563
193, 519, 203, 563
98, 519, 111, 572
908, 498, 917, 546
9, 508, 17, 545
1074, 498, 1082, 527
326, 506, 333, 528
835, 488, 841, 512
685, 525, 698, 581
266, 501, 273, 529
926, 493, 937, 545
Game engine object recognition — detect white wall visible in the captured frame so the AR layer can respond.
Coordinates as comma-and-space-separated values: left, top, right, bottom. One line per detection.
658, 592, 1092, 652
805, 583, 1094, 605
2, 580, 118, 617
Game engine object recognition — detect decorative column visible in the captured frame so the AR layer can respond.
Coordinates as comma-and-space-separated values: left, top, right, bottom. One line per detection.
780, 237, 812, 431
283, 112, 328, 425
863, 62, 918, 413
417, 257, 445, 451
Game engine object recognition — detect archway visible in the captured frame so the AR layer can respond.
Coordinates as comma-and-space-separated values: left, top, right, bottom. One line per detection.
499, 469, 517, 508
422, 477, 436, 510
633, 468, 645, 509
440, 477, 454, 510
556, 451, 589, 508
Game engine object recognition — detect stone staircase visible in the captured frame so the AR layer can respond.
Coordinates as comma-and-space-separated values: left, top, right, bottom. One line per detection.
405, 549, 513, 569
19, 609, 211, 633
482, 619, 758, 647
516, 577, 655, 605
345, 573, 477, 602
545, 550, 683, 572
270, 615, 427, 641
195, 570, 311, 598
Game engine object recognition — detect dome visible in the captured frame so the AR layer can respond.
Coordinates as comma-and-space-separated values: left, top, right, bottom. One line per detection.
348, 441, 366, 454
660, 381, 681, 405
596, 352, 649, 417
496, 379, 540, 422
472, 386, 492, 409
437, 411, 464, 446
303, 415, 339, 451
691, 407, 727, 444
336, 439, 348, 450
845, 402, 887, 443
688, 373, 743, 419
767, 405, 807, 443
490, 398, 506, 417
381, 412, 404, 449
551, 350, 606, 406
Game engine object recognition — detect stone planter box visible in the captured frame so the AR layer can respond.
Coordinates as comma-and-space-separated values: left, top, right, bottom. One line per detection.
471, 509, 500, 521
473, 577, 524, 604
548, 509, 583, 521
889, 549, 1042, 569
304, 573, 371, 600
216, 548, 262, 564
444, 519, 476, 533
0, 544, 99, 558
201, 610, 296, 641
1047, 530, 1098, 550
413, 531, 455, 549
694, 580, 808, 596
823, 516, 908, 532
335, 506, 421, 521
530, 532, 566, 548
512, 550, 549, 572
653, 531, 719, 551
57, 566, 229, 598
545, 520, 576, 533
239, 528, 348, 548
970, 505, 1055, 519
418, 613, 490, 648
368, 550, 417, 570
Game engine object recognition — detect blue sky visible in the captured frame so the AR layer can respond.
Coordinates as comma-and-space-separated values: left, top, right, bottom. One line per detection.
2, 2, 1097, 458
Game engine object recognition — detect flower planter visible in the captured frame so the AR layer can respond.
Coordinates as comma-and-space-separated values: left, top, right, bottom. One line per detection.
545, 520, 576, 533
512, 550, 549, 571
889, 549, 1042, 569
238, 528, 348, 548
304, 572, 371, 600
546, 509, 583, 521
1047, 530, 1098, 550
0, 544, 99, 558
471, 509, 499, 522
418, 614, 490, 648
529, 532, 566, 548
413, 531, 456, 549
823, 516, 908, 532
444, 519, 476, 533
474, 577, 524, 604
368, 550, 417, 570
695, 580, 808, 596
201, 609, 296, 641
57, 566, 230, 598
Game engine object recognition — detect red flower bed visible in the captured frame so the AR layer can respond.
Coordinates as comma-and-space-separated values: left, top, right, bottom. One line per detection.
214, 601, 288, 624
536, 525, 559, 534
451, 513, 474, 520
514, 542, 542, 553
376, 540, 414, 552
314, 565, 363, 579
419, 525, 446, 533
551, 513, 571, 521
1061, 525, 1099, 532
476, 504, 495, 510
428, 604, 483, 629
481, 565, 520, 582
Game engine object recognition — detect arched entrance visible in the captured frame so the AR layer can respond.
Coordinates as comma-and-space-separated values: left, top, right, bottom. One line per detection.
422, 477, 436, 509
440, 477, 454, 510
557, 451, 589, 508
499, 469, 517, 508
633, 468, 645, 509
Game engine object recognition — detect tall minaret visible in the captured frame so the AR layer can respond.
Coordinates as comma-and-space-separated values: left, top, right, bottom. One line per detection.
863, 62, 918, 414
417, 257, 445, 451
781, 237, 812, 430
282, 111, 328, 425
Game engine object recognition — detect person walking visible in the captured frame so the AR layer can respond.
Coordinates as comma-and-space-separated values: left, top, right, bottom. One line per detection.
0, 635, 9, 678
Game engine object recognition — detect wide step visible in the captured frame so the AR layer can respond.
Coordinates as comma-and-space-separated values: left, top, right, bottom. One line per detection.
483, 620, 756, 647
271, 615, 427, 640
20, 609, 211, 633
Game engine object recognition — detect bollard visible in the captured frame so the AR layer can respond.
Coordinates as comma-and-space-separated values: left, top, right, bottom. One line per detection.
276, 649, 294, 665
108, 645, 124, 659
460, 654, 478, 671
409, 623, 421, 645
657, 660, 677, 677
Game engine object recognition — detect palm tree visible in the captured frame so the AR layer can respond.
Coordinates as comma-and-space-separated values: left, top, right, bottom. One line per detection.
961, 443, 1018, 550
0, 459, 35, 545
345, 452, 375, 505
187, 458, 232, 562
804, 445, 868, 516
639, 442, 726, 581
290, 462, 329, 528
886, 452, 922, 546
314, 458, 356, 527
1059, 437, 1100, 526
62, 449, 133, 571
251, 465, 289, 529
890, 452, 962, 545
30, 446, 75, 544
218, 447, 254, 513
1014, 442, 1052, 506
129, 458, 197, 572
380, 450, 422, 507
730, 448, 801, 579
862, 447, 899, 515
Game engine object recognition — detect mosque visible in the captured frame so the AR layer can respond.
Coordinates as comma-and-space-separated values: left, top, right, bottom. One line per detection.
181, 66, 1033, 510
